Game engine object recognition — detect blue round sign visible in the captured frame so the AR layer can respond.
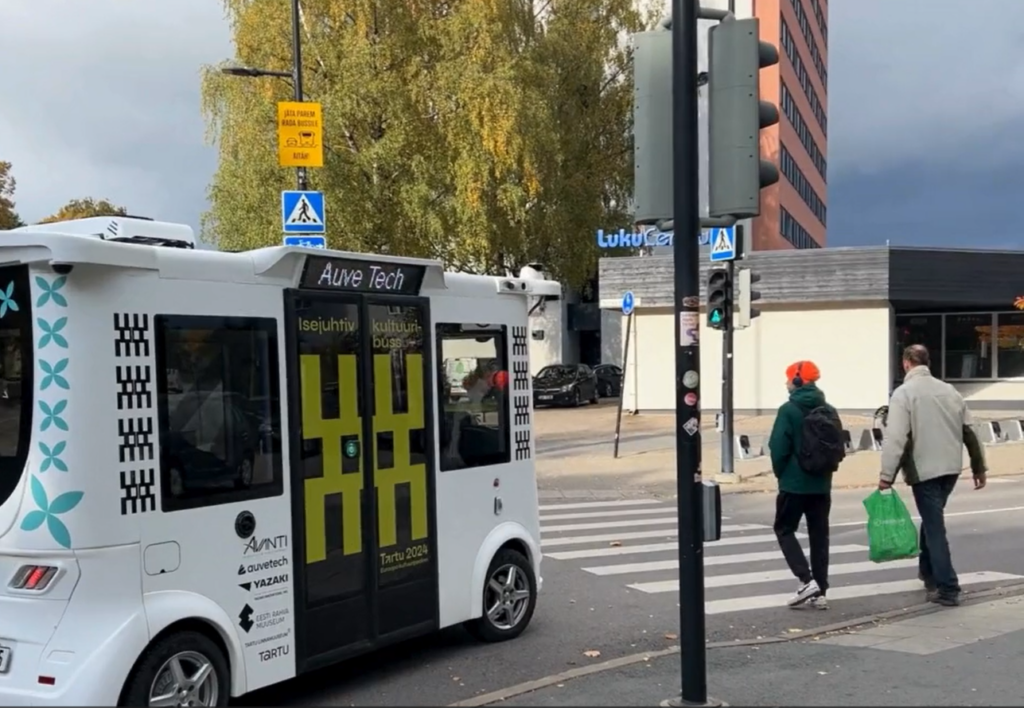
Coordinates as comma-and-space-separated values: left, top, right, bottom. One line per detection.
622, 291, 635, 315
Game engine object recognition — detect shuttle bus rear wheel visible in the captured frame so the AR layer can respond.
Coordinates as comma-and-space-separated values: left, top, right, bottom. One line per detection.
122, 630, 229, 707
466, 548, 537, 643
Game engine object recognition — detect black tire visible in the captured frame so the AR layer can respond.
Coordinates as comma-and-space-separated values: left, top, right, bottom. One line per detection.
121, 630, 230, 707
589, 387, 599, 405
465, 548, 538, 643
572, 388, 581, 407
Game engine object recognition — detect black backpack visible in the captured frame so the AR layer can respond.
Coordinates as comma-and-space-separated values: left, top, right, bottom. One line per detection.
798, 406, 845, 476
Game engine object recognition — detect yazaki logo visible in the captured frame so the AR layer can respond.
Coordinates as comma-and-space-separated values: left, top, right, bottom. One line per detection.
243, 534, 289, 556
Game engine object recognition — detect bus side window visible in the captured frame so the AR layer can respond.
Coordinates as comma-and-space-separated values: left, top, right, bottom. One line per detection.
154, 315, 284, 512
435, 323, 511, 471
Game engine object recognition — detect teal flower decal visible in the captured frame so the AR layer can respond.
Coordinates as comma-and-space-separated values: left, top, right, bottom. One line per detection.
0, 281, 18, 319
20, 476, 83, 549
39, 358, 69, 390
39, 400, 68, 432
35, 276, 68, 308
39, 441, 68, 472
38, 317, 69, 349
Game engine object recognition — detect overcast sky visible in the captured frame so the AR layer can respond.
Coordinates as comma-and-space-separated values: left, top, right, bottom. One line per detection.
0, 0, 1020, 249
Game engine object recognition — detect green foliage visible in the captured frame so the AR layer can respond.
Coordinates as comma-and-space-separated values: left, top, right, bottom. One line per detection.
0, 161, 23, 230
38, 198, 128, 224
202, 0, 651, 288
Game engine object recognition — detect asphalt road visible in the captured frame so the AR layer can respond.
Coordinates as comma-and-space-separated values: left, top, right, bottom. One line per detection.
245, 480, 1024, 706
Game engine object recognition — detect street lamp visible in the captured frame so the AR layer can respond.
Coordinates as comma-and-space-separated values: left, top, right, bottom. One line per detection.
219, 0, 308, 191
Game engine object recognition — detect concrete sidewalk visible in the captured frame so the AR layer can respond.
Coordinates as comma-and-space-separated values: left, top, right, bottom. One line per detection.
467, 592, 1024, 707
537, 440, 1024, 497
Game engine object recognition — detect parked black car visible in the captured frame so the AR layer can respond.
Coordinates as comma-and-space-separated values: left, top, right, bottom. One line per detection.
533, 364, 599, 407
593, 364, 623, 398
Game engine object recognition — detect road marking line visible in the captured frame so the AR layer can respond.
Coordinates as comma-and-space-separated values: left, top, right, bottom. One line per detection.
541, 524, 764, 548
541, 507, 677, 521
545, 532, 797, 560
541, 520, 766, 535
628, 559, 918, 594
538, 499, 663, 511
582, 544, 869, 576
541, 516, 680, 532
831, 504, 1024, 529
700, 572, 1024, 614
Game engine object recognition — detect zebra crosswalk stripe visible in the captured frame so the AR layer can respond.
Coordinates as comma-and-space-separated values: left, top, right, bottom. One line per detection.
582, 544, 870, 576
541, 524, 767, 549
538, 499, 1024, 614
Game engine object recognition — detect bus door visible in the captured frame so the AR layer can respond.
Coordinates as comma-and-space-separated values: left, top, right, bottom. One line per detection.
286, 289, 438, 669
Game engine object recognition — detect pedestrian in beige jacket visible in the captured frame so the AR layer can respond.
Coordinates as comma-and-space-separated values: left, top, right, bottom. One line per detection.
879, 344, 987, 606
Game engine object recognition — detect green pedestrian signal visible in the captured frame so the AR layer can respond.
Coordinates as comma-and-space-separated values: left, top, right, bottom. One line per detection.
706, 267, 732, 331
344, 440, 359, 459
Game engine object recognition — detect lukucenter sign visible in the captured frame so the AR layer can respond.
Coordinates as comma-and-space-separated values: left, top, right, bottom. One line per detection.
596, 228, 712, 249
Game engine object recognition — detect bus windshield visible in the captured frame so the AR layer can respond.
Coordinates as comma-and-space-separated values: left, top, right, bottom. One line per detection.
0, 266, 33, 507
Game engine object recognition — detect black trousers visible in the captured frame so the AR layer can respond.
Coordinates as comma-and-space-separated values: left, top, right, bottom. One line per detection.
774, 491, 831, 594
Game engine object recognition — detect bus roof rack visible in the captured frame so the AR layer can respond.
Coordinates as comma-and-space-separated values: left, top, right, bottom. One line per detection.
18, 216, 196, 249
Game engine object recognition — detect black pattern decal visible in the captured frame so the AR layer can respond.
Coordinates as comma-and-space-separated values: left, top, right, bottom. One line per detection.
119, 469, 157, 515
512, 360, 530, 391
118, 417, 154, 463
513, 395, 530, 426
116, 365, 152, 410
114, 313, 151, 358
514, 429, 531, 460
511, 326, 528, 357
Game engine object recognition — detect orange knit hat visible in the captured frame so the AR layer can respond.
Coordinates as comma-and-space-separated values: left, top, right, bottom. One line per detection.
786, 360, 820, 385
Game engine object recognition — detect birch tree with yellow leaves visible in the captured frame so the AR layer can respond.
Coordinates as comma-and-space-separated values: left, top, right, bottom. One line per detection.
202, 0, 650, 288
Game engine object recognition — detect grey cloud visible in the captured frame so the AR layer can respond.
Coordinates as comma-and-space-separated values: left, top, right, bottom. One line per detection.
0, 0, 231, 231
828, 0, 1024, 176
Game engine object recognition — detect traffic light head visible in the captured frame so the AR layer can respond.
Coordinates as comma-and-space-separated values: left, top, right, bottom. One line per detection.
736, 267, 762, 328
706, 267, 732, 330
707, 18, 781, 219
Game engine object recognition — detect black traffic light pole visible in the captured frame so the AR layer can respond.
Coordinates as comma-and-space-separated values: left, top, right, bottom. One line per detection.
669, 0, 707, 704
290, 0, 309, 192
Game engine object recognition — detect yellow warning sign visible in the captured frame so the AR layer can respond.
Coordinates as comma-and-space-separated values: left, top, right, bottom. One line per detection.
277, 101, 324, 168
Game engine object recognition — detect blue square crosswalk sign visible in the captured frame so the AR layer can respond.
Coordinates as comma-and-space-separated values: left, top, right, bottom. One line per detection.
708, 226, 736, 262
281, 190, 325, 234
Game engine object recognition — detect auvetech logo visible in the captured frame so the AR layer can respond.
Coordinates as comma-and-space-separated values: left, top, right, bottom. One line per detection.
238, 557, 290, 576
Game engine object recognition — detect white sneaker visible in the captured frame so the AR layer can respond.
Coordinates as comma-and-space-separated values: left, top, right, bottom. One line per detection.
787, 579, 820, 607
808, 595, 829, 610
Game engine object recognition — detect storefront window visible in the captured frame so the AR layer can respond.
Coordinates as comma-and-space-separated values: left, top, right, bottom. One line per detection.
996, 313, 1024, 379
894, 315, 943, 383
943, 314, 993, 379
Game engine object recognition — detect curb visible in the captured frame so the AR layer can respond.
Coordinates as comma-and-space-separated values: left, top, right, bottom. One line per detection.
448, 580, 1024, 707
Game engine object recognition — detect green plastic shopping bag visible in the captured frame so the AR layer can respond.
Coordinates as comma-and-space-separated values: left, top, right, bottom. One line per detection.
862, 489, 920, 563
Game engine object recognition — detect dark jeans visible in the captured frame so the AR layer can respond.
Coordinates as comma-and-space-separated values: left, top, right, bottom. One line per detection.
911, 474, 960, 596
774, 492, 831, 594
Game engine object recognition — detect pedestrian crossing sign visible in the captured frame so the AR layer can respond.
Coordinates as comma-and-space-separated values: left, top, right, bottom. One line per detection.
709, 226, 736, 262
281, 190, 326, 234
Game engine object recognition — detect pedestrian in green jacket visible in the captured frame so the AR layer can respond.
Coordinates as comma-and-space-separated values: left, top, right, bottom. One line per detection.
768, 360, 842, 610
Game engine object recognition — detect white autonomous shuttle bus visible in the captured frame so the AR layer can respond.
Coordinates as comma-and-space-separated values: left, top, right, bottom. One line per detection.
0, 217, 558, 706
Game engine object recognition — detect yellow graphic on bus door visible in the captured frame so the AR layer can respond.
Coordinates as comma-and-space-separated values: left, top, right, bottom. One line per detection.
373, 352, 428, 548
300, 353, 364, 562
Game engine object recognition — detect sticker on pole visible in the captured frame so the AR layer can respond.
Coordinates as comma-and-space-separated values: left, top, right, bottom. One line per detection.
684, 392, 698, 406
683, 370, 699, 388
682, 417, 700, 436
680, 312, 699, 346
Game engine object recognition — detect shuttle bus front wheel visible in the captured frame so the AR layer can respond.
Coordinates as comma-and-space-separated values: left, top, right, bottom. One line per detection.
466, 548, 537, 643
121, 630, 229, 707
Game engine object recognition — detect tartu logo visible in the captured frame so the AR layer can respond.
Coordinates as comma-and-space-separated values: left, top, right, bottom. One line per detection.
596, 228, 712, 249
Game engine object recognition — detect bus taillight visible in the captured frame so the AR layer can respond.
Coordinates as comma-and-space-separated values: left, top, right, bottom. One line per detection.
9, 565, 58, 591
